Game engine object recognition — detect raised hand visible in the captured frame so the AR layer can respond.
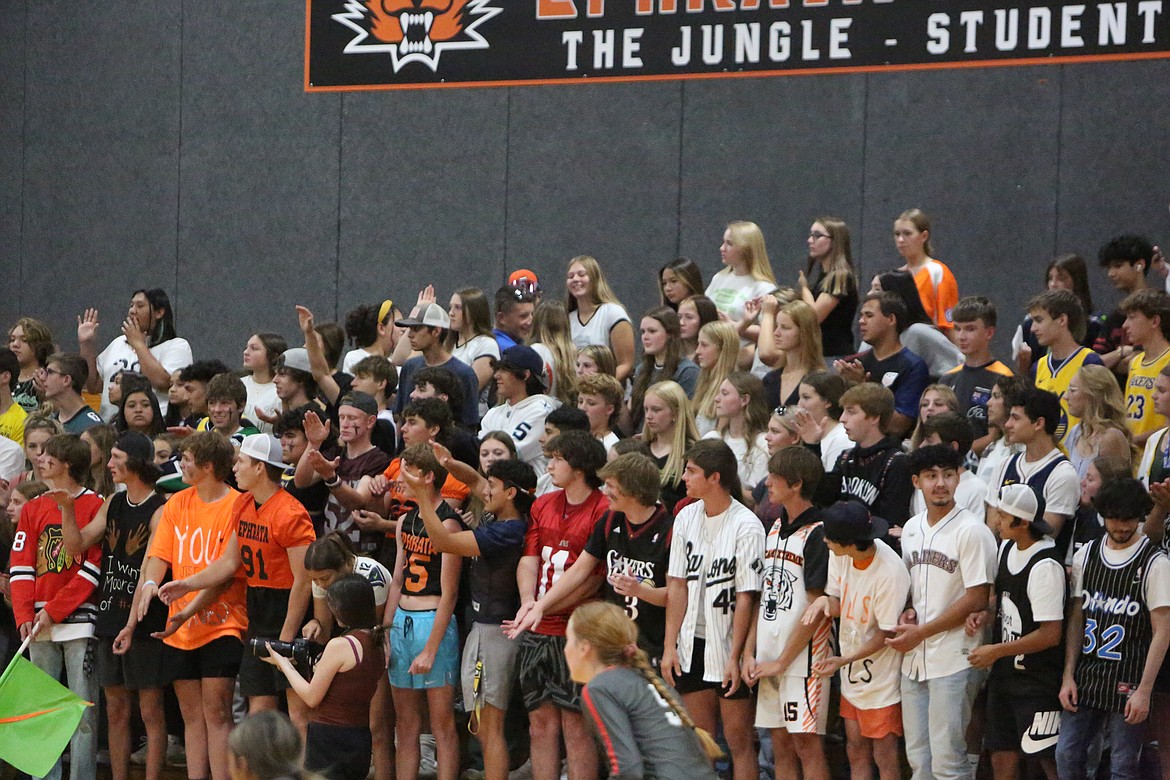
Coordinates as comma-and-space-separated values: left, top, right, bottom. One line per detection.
253, 406, 282, 426
44, 488, 75, 511
303, 411, 331, 447
77, 309, 99, 344
296, 305, 316, 336
123, 316, 147, 350
307, 450, 340, 481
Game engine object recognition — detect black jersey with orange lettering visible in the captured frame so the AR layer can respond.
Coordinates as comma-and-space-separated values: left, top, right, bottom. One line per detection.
397, 501, 465, 599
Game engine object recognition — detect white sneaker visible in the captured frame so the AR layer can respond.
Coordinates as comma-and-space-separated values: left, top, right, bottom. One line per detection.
129, 738, 149, 766
165, 735, 186, 768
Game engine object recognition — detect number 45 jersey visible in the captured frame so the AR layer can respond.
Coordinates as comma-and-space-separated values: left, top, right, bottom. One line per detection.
756, 509, 832, 679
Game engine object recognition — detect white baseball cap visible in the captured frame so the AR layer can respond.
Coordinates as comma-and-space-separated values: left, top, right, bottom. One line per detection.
238, 434, 288, 471
995, 483, 1051, 533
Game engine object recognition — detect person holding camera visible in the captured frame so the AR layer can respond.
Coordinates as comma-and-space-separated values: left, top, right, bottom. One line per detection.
263, 574, 385, 780
158, 434, 316, 723
302, 532, 394, 780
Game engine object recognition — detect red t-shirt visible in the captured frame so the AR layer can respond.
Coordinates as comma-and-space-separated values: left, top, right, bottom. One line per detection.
523, 488, 609, 636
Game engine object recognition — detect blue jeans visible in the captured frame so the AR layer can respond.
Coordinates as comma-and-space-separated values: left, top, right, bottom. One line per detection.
1056, 706, 1147, 780
28, 638, 97, 780
901, 667, 983, 780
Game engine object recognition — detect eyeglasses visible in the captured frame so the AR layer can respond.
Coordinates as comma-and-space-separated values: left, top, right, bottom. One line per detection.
38, 367, 66, 378
808, 232, 831, 241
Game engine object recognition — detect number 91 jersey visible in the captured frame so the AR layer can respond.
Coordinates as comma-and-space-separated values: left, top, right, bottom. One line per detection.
235, 489, 317, 638
524, 488, 610, 637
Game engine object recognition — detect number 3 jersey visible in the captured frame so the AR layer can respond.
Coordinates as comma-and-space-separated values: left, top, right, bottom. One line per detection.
825, 539, 910, 709
583, 505, 674, 660
756, 509, 831, 678
667, 500, 765, 682
524, 488, 609, 636
235, 488, 317, 638
1072, 535, 1170, 713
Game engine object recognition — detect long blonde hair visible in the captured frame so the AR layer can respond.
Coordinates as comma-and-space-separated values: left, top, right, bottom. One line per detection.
909, 384, 959, 450
896, 208, 935, 257
719, 221, 775, 283
568, 602, 723, 761
529, 301, 578, 405
641, 381, 699, 488
715, 371, 770, 460
692, 321, 740, 420
565, 255, 624, 312
1076, 364, 1136, 458
778, 300, 826, 373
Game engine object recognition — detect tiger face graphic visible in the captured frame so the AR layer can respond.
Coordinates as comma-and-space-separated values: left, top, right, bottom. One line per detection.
333, 0, 502, 73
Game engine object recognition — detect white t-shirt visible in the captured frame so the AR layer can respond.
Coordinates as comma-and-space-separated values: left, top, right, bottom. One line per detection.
974, 437, 1023, 484
480, 394, 560, 474
983, 448, 1080, 520
311, 555, 391, 606
912, 469, 988, 517
598, 430, 620, 455
96, 336, 193, 420
0, 436, 24, 482
342, 347, 379, 375
820, 423, 851, 473
695, 413, 717, 438
454, 335, 501, 416
704, 272, 774, 324
241, 374, 280, 433
667, 499, 765, 681
900, 506, 997, 681
452, 335, 500, 368
570, 303, 630, 351
826, 540, 911, 709
1071, 535, 1170, 610
702, 430, 769, 490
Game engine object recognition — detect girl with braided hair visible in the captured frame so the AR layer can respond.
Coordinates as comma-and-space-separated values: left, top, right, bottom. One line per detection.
565, 602, 722, 780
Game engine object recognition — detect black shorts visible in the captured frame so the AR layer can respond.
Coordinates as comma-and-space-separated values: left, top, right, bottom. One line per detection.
173, 636, 245, 681
96, 636, 180, 689
985, 680, 1062, 757
517, 632, 581, 712
238, 651, 290, 698
306, 721, 372, 780
672, 639, 751, 701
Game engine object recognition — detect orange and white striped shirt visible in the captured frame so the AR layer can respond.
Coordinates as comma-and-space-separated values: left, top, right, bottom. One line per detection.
911, 259, 959, 331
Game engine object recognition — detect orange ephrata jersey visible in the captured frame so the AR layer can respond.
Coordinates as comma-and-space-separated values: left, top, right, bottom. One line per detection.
236, 488, 316, 590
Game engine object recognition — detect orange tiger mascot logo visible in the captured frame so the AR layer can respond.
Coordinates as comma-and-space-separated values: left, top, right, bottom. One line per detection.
334, 0, 502, 73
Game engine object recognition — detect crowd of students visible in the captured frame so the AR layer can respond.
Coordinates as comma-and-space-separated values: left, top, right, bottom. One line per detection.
3, 210, 1170, 780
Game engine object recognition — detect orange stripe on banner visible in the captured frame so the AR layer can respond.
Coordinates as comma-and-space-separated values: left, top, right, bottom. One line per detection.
303, 50, 1170, 93
0, 701, 94, 723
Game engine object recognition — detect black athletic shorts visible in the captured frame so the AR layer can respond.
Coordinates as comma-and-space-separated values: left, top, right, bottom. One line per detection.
96, 636, 180, 690
671, 639, 751, 700
517, 632, 581, 712
985, 680, 1061, 757
238, 651, 290, 698
173, 636, 244, 681
306, 722, 372, 780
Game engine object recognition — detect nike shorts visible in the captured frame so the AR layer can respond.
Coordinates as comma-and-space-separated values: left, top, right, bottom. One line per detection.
985, 682, 1061, 757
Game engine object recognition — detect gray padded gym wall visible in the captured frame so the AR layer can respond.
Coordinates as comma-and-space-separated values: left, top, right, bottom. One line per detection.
2, 0, 1169, 366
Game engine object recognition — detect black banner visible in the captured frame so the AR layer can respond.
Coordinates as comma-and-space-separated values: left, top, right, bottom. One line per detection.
305, 1, 1170, 92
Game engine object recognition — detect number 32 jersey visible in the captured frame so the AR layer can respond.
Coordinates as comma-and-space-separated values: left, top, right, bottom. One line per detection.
524, 488, 609, 637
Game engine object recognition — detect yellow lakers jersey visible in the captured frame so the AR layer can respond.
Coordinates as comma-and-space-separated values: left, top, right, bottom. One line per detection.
1125, 347, 1170, 439
1035, 347, 1098, 445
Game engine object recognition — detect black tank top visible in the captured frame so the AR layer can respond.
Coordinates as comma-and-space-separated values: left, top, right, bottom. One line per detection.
97, 492, 168, 638
991, 541, 1065, 693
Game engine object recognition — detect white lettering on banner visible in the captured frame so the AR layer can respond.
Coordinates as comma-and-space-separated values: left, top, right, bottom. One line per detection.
665, 19, 852, 66
927, 2, 1162, 55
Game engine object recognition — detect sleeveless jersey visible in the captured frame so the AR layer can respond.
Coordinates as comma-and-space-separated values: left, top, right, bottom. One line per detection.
991, 542, 1065, 693
1125, 347, 1170, 439
1000, 452, 1066, 499
96, 492, 168, 638
1035, 347, 1097, 444
397, 502, 464, 600
584, 506, 674, 659
755, 513, 831, 678
1076, 537, 1164, 713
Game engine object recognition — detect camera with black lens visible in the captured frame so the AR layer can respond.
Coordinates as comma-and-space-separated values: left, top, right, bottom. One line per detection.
248, 637, 325, 675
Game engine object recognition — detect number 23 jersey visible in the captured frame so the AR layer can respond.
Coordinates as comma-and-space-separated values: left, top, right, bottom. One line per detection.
524, 488, 609, 637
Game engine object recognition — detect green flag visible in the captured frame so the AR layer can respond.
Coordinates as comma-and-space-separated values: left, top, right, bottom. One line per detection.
0, 652, 92, 777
